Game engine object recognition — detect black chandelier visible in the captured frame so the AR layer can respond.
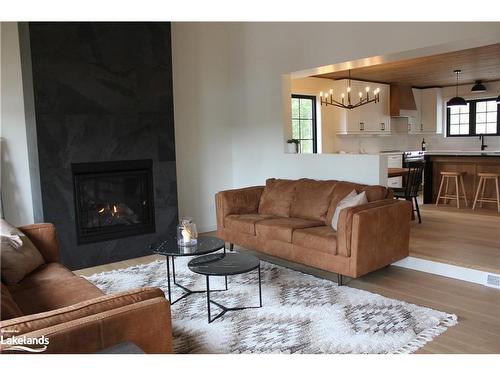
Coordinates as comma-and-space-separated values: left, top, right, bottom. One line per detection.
320, 70, 380, 109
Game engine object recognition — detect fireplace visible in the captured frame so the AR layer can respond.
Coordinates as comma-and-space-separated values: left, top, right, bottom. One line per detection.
72, 160, 155, 244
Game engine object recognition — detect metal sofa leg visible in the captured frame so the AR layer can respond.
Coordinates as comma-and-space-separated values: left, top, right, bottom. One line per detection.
337, 274, 343, 286
229, 243, 234, 252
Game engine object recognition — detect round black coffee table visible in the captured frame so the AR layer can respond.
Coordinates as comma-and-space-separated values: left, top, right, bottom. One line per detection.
188, 253, 262, 323
152, 236, 226, 304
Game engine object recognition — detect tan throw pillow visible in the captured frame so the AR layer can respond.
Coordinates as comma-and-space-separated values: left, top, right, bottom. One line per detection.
1, 219, 45, 285
331, 190, 368, 231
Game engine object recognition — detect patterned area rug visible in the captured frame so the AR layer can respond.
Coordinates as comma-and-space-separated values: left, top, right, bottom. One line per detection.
86, 256, 457, 354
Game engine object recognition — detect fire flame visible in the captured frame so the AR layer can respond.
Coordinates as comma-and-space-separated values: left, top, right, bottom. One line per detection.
113, 205, 118, 214
98, 208, 105, 213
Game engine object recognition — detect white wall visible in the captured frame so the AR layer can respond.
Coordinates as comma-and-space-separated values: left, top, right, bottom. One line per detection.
171, 23, 234, 232
0, 22, 34, 226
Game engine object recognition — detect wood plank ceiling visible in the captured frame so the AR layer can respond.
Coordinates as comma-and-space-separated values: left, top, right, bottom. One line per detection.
313, 43, 500, 88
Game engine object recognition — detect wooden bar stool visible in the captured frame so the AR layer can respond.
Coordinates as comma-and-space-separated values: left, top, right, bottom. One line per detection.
472, 172, 500, 212
435, 171, 468, 208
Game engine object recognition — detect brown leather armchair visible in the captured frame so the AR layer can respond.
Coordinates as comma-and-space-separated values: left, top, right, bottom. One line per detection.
1, 223, 173, 354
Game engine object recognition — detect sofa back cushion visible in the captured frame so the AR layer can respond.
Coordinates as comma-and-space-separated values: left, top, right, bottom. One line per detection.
258, 179, 299, 217
326, 182, 389, 224
1, 282, 23, 320
290, 179, 337, 221
1, 219, 45, 285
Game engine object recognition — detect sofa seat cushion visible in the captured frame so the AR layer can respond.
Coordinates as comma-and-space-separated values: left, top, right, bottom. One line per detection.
255, 218, 323, 243
290, 179, 337, 221
292, 226, 338, 255
11, 276, 104, 315
225, 214, 276, 235
258, 179, 300, 217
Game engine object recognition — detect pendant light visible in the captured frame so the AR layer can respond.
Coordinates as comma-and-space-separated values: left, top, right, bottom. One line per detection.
471, 80, 487, 93
447, 70, 467, 108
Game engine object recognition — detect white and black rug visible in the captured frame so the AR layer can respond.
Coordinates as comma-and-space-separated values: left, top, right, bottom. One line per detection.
86, 257, 457, 354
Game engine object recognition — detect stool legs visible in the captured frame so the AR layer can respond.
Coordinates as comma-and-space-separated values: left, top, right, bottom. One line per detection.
480, 179, 486, 208
496, 177, 500, 212
436, 176, 446, 206
459, 175, 468, 207
472, 177, 483, 210
436, 174, 468, 208
472, 176, 500, 212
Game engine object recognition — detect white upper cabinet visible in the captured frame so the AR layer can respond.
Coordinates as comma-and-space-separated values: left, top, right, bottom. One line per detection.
420, 88, 443, 134
335, 80, 391, 135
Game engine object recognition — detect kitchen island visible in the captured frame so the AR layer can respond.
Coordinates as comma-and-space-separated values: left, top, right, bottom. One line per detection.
423, 151, 500, 206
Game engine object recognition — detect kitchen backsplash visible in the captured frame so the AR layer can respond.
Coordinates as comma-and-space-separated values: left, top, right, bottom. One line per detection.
333, 133, 500, 154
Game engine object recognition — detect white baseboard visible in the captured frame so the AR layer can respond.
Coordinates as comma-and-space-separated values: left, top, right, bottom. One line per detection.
392, 256, 499, 289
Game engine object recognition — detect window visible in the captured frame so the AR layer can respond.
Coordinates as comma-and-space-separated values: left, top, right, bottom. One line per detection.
447, 98, 499, 137
291, 94, 317, 153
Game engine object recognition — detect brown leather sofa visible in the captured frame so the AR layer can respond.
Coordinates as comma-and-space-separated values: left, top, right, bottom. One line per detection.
216, 178, 411, 282
1, 223, 172, 354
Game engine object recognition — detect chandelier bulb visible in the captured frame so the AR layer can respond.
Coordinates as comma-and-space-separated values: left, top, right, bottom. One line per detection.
347, 87, 351, 93
359, 92, 363, 98
329, 89, 333, 95
366, 87, 370, 92
320, 91, 323, 97
341, 93, 345, 98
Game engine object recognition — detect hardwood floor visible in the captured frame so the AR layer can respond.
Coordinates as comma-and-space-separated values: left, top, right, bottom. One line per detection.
75, 247, 500, 354
410, 203, 500, 273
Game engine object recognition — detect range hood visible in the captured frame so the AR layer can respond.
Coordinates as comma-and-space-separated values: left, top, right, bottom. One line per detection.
390, 85, 417, 117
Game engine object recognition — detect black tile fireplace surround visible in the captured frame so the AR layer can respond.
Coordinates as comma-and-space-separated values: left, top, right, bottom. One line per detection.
72, 159, 155, 245
27, 22, 178, 270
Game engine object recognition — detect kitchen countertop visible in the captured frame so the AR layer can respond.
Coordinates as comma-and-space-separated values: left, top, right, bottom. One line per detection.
424, 150, 500, 156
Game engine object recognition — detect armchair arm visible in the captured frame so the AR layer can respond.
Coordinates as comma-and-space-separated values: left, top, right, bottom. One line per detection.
215, 186, 264, 229
0, 287, 172, 353
18, 223, 59, 263
1, 297, 172, 354
337, 199, 411, 277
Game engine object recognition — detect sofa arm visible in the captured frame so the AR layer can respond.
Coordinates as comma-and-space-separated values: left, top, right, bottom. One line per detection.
18, 223, 59, 263
1, 297, 172, 354
337, 199, 411, 277
0, 287, 172, 353
215, 186, 264, 229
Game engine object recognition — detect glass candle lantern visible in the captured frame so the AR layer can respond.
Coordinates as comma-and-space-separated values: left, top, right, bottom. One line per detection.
177, 217, 198, 246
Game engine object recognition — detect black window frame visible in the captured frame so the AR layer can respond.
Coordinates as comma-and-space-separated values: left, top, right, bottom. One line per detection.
446, 97, 500, 137
291, 94, 318, 153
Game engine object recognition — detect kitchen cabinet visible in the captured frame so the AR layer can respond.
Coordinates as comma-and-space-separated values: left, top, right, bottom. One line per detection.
338, 80, 391, 135
406, 88, 442, 134
420, 88, 443, 134
387, 154, 403, 188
